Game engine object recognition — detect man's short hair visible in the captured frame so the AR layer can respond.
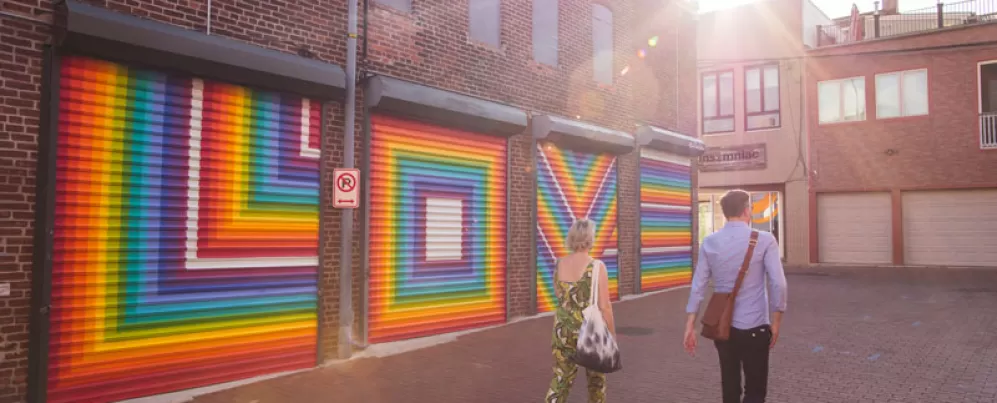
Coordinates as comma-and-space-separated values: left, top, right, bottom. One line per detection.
720, 190, 751, 219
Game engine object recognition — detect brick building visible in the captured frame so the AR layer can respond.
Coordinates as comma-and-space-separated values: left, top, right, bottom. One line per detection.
693, 0, 826, 266
0, 0, 701, 401
806, 3, 997, 267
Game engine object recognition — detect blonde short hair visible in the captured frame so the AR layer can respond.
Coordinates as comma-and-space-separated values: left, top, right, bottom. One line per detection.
566, 218, 596, 252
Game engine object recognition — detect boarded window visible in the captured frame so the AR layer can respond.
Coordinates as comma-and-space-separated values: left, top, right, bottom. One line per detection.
375, 0, 411, 12
470, 0, 501, 47
592, 4, 613, 84
533, 0, 559, 66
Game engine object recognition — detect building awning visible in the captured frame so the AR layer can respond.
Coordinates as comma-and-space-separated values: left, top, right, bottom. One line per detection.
364, 75, 528, 136
56, 1, 346, 99
636, 125, 705, 157
532, 115, 634, 155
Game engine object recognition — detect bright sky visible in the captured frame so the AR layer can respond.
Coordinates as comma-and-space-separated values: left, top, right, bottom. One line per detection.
697, 0, 942, 19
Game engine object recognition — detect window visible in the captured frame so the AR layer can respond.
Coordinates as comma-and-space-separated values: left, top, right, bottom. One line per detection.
533, 0, 559, 66
469, 0, 501, 47
592, 4, 613, 85
875, 69, 928, 118
818, 77, 866, 124
375, 0, 411, 12
745, 64, 780, 130
702, 70, 735, 133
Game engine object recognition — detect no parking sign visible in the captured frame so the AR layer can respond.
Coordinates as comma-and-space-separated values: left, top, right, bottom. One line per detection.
333, 168, 360, 208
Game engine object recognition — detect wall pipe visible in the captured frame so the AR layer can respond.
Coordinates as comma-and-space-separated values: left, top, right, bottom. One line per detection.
338, 0, 359, 360
206, 0, 212, 35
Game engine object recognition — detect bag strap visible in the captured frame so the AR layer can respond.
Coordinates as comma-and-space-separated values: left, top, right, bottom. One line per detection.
588, 259, 599, 307
730, 231, 760, 301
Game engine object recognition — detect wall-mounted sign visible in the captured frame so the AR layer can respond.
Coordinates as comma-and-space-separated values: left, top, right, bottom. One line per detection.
333, 168, 360, 208
698, 143, 767, 172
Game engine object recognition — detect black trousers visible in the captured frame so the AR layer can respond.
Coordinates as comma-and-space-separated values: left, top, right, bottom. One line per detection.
714, 324, 771, 403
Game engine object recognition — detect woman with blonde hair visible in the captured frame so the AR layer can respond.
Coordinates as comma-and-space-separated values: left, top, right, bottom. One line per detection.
545, 218, 616, 403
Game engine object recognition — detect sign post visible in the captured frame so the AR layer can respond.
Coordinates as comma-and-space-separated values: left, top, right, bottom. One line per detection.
333, 168, 361, 209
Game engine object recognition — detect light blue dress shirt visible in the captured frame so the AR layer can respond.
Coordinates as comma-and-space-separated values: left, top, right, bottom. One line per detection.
686, 221, 788, 330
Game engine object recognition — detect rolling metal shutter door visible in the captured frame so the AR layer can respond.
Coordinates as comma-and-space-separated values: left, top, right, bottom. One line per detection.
903, 190, 997, 267
536, 142, 619, 313
368, 116, 507, 343
50, 56, 320, 402
639, 149, 693, 292
817, 192, 892, 264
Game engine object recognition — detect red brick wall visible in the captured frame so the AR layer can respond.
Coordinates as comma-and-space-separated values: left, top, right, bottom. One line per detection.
0, 13, 45, 403
806, 24, 997, 192
1, 0, 696, 400
362, 0, 692, 306
1, 0, 352, 400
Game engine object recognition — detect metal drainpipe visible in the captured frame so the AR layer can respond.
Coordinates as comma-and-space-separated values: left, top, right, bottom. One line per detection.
338, 0, 359, 360
206, 0, 212, 35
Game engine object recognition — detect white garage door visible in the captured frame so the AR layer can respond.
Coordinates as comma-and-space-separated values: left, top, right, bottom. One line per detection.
818, 193, 893, 264
903, 189, 997, 267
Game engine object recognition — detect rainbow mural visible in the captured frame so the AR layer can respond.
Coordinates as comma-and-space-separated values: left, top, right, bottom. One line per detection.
536, 142, 619, 313
368, 116, 507, 343
639, 149, 693, 292
49, 56, 319, 403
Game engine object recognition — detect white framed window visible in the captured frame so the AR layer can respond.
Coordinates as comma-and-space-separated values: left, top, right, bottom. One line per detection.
702, 70, 735, 133
592, 4, 613, 85
818, 76, 866, 124
745, 64, 780, 130
875, 69, 928, 118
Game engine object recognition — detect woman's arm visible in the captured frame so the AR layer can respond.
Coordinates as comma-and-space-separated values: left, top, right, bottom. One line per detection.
597, 261, 616, 337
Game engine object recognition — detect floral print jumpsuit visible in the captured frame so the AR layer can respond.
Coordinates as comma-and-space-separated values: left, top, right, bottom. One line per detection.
545, 260, 607, 403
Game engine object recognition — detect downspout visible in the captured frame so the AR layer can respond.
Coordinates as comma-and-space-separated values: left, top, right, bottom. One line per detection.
207, 0, 212, 35
338, 0, 359, 360
356, 0, 372, 350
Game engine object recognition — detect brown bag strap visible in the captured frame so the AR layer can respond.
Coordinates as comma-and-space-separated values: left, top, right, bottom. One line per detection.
730, 231, 760, 300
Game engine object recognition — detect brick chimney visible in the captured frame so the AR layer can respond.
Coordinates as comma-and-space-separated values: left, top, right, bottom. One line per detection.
881, 0, 899, 15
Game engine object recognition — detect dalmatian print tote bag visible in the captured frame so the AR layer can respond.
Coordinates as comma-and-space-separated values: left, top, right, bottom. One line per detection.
572, 260, 622, 373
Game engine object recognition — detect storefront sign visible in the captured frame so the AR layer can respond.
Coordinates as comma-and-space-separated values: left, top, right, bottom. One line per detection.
698, 143, 767, 172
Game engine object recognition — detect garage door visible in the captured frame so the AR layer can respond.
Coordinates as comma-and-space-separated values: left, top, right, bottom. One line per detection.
818, 192, 892, 264
51, 56, 320, 402
903, 189, 997, 267
536, 142, 619, 312
368, 116, 507, 343
638, 149, 693, 292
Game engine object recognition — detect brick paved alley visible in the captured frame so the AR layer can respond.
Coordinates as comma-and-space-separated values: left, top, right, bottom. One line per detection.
190, 267, 997, 403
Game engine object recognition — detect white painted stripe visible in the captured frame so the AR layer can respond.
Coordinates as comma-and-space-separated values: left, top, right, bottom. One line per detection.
184, 79, 204, 265
641, 202, 691, 211
299, 99, 320, 159
640, 148, 691, 166
537, 143, 576, 221
185, 257, 319, 270
603, 249, 618, 256
642, 246, 692, 254
584, 156, 617, 221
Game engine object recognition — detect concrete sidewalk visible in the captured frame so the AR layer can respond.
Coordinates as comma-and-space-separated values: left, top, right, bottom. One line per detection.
187, 267, 997, 403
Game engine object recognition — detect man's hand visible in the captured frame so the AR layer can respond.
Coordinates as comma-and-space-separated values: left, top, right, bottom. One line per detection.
683, 312, 698, 356
769, 311, 783, 350
683, 326, 698, 356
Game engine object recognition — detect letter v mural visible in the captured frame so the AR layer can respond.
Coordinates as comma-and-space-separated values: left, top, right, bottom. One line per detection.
532, 115, 635, 313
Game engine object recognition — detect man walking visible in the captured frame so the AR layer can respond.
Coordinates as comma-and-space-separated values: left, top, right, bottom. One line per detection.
683, 190, 788, 403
